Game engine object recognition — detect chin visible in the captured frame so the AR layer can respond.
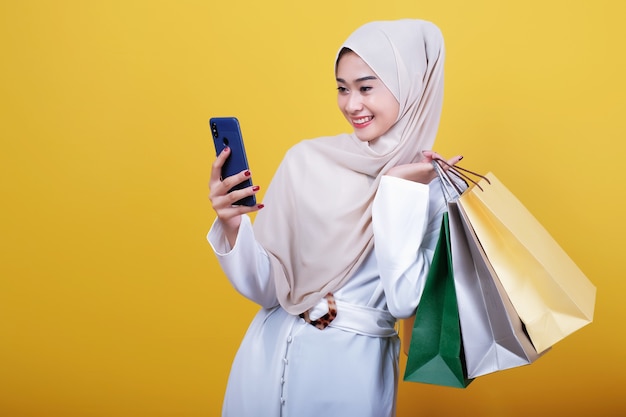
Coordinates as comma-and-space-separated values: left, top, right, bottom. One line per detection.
354, 131, 376, 142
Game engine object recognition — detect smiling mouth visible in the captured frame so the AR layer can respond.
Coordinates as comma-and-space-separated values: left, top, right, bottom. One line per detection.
352, 116, 373, 127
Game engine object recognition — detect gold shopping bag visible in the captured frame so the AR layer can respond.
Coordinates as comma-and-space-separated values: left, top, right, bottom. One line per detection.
457, 173, 596, 353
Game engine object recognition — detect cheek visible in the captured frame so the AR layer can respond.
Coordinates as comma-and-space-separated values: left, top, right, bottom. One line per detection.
386, 101, 400, 123
337, 96, 348, 113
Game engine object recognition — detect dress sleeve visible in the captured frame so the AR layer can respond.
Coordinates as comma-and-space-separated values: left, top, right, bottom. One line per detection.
207, 215, 278, 308
372, 175, 447, 318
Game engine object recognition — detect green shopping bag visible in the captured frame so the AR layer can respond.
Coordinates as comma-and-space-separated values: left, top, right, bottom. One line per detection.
403, 213, 473, 388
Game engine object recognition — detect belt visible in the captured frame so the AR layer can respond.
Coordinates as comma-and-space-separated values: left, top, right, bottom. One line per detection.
299, 293, 397, 338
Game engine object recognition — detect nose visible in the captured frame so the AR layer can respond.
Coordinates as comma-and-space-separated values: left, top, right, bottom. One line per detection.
345, 92, 363, 113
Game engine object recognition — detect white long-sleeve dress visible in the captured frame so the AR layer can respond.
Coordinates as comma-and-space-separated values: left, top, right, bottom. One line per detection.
207, 176, 447, 417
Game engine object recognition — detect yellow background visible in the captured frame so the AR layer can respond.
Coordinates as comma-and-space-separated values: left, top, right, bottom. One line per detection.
1, 1, 624, 416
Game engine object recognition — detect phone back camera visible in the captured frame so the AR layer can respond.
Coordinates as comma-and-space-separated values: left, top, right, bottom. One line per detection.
211, 123, 219, 138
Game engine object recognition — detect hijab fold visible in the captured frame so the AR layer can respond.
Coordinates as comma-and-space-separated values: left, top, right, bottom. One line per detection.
253, 19, 445, 315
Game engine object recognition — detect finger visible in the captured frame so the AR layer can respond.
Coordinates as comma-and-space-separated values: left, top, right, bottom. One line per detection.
211, 196, 264, 220
220, 169, 252, 193
446, 155, 464, 166
229, 202, 265, 214
210, 146, 230, 184
223, 184, 261, 206
216, 198, 265, 219
210, 179, 261, 210
421, 150, 444, 163
215, 197, 265, 222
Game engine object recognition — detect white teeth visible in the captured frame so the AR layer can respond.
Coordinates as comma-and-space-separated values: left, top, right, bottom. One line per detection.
354, 116, 373, 124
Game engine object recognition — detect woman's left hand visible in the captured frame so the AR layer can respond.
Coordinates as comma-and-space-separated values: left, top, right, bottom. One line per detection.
385, 150, 463, 184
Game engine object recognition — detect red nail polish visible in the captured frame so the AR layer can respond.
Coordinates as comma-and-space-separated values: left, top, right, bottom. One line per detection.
257, 204, 265, 209
252, 186, 260, 191
244, 170, 251, 177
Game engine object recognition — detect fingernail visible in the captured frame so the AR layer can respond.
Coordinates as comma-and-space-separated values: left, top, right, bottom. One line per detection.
252, 186, 260, 191
257, 204, 265, 209
223, 146, 230, 153
244, 170, 251, 177
459, 155, 464, 160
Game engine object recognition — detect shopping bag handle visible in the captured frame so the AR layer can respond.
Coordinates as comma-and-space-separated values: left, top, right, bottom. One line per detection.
433, 160, 463, 200
433, 158, 491, 192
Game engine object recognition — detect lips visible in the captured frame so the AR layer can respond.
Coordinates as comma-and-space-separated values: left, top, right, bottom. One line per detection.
352, 116, 374, 128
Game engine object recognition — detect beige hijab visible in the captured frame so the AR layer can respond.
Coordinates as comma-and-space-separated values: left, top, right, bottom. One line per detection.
253, 19, 445, 315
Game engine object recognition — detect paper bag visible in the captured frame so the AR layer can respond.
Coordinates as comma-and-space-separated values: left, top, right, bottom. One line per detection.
448, 200, 546, 378
458, 173, 596, 353
404, 214, 473, 388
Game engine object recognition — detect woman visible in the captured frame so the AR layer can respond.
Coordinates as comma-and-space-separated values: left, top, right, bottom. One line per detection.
208, 19, 462, 417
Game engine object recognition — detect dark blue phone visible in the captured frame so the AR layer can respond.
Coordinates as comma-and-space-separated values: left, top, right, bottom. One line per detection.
210, 117, 256, 206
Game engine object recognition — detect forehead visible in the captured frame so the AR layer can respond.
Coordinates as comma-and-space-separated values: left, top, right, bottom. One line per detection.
335, 52, 378, 79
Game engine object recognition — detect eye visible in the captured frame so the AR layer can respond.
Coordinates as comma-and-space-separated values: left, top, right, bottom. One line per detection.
360, 86, 372, 93
337, 86, 348, 94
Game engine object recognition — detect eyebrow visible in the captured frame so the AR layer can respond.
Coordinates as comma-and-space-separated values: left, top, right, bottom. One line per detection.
336, 75, 378, 83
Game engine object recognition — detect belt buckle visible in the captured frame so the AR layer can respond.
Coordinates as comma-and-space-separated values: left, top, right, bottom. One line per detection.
299, 293, 337, 330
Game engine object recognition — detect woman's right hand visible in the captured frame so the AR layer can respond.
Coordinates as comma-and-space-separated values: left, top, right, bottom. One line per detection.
209, 146, 263, 247
386, 151, 463, 185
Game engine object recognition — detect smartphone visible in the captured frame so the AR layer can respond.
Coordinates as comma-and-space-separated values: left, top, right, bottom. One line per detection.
209, 117, 256, 206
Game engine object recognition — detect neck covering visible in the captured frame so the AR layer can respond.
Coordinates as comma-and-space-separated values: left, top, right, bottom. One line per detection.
253, 19, 445, 315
